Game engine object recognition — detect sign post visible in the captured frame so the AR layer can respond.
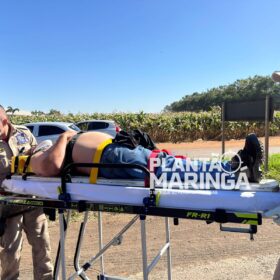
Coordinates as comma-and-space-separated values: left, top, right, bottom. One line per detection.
221, 102, 225, 155
265, 96, 270, 172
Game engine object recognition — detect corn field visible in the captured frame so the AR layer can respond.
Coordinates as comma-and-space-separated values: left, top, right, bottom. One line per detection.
11, 108, 280, 143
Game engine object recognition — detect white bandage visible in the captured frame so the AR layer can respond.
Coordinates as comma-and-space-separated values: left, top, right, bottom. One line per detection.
33, 140, 53, 154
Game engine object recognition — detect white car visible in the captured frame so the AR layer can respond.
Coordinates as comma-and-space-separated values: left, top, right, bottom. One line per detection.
75, 120, 121, 137
23, 122, 80, 144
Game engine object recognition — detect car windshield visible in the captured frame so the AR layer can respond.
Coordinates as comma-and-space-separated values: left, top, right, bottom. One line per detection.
69, 124, 81, 131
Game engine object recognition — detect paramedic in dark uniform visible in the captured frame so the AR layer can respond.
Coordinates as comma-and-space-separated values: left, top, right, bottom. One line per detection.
0, 106, 53, 280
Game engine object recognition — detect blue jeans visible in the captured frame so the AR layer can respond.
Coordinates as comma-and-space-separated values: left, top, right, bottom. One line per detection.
99, 144, 235, 181
99, 144, 152, 179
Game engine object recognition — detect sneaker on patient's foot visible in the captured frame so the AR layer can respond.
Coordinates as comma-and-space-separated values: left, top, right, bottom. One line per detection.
243, 134, 264, 183
231, 134, 264, 183
231, 149, 249, 171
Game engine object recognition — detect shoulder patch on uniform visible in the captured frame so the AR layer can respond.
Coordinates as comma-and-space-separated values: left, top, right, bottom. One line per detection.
16, 132, 30, 145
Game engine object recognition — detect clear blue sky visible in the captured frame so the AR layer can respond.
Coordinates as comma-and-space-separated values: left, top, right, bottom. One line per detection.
0, 0, 279, 114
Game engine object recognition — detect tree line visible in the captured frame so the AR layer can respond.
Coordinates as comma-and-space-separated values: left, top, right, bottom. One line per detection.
164, 75, 280, 112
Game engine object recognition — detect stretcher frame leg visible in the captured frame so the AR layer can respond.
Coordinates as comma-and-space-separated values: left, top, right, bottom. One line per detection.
59, 210, 67, 280
98, 211, 105, 275
74, 211, 104, 280
140, 215, 148, 280
77, 211, 130, 280
69, 215, 139, 280
165, 217, 172, 280
140, 215, 172, 280
54, 210, 71, 280
78, 212, 172, 280
74, 211, 89, 280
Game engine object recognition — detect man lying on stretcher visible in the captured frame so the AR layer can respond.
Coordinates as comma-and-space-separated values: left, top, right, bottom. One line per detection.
29, 130, 264, 184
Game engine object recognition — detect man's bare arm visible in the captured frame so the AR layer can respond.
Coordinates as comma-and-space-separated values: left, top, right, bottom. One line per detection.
31, 131, 77, 176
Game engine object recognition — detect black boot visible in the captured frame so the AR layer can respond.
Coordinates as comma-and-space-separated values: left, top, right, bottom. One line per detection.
243, 134, 264, 182
231, 149, 249, 172
230, 134, 264, 182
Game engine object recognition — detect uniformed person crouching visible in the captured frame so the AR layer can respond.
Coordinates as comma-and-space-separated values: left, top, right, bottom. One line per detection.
0, 106, 53, 280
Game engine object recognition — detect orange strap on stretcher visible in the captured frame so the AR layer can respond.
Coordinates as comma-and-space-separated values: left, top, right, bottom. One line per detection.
89, 139, 113, 184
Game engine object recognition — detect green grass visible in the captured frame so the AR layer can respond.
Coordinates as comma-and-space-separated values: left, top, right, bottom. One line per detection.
264, 154, 280, 181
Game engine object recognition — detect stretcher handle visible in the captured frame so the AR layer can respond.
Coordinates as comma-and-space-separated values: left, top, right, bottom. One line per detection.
220, 224, 257, 240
